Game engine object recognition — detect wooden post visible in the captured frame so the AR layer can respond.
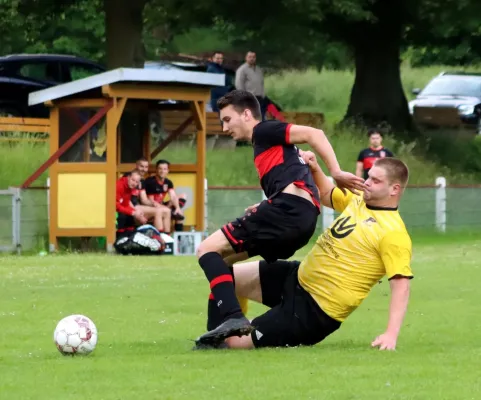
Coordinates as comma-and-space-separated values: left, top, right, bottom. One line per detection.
192, 101, 206, 231
105, 98, 127, 251
49, 108, 59, 252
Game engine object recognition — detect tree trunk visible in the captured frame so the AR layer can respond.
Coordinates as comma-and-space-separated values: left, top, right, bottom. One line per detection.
104, 0, 147, 69
342, 3, 414, 135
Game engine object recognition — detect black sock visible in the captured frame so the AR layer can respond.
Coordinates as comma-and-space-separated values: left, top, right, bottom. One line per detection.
207, 266, 235, 330
207, 293, 222, 330
199, 252, 242, 322
174, 223, 183, 231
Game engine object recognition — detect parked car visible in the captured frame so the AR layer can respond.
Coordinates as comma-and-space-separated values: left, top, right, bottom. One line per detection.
409, 72, 481, 134
0, 54, 105, 117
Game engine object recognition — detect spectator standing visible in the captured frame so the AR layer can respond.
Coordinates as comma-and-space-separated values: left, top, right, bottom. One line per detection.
356, 129, 394, 180
235, 51, 266, 120
206, 51, 230, 112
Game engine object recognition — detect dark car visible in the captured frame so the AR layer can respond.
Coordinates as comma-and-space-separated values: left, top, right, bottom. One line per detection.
0, 54, 105, 117
409, 72, 481, 134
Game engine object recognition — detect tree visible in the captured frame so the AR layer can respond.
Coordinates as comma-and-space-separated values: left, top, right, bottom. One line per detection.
0, 0, 105, 62
104, 0, 148, 68
186, 0, 481, 134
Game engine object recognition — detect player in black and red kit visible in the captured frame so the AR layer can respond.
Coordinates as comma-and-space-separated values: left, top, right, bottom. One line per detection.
193, 90, 365, 349
144, 160, 187, 234
356, 129, 394, 179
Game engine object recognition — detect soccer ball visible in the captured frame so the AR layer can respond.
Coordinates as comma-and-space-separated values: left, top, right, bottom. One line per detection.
53, 314, 98, 355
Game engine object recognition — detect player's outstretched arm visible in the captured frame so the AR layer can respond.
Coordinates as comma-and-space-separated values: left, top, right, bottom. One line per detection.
289, 125, 365, 194
299, 150, 336, 208
371, 277, 410, 351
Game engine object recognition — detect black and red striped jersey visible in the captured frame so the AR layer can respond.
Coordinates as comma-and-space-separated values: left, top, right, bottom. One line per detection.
252, 120, 320, 209
144, 176, 174, 204
357, 147, 394, 179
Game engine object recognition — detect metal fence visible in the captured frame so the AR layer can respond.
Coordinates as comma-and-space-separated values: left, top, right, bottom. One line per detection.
0, 187, 48, 253
0, 178, 479, 253
207, 179, 481, 233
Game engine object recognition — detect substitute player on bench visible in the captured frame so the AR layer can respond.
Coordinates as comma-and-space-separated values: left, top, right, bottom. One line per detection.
194, 90, 365, 348
206, 155, 412, 351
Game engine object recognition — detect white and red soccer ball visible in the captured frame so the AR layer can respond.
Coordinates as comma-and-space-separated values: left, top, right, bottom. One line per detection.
53, 315, 98, 355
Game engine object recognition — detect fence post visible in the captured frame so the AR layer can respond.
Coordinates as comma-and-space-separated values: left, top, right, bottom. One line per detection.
322, 177, 335, 230
435, 176, 446, 233
10, 187, 21, 254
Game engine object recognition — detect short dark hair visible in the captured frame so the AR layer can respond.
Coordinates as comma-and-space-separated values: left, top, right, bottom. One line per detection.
217, 90, 262, 121
156, 159, 170, 168
212, 51, 223, 57
136, 157, 148, 164
368, 128, 382, 137
374, 158, 409, 188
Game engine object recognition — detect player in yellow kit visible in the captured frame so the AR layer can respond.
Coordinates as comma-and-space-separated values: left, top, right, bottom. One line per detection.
200, 152, 413, 351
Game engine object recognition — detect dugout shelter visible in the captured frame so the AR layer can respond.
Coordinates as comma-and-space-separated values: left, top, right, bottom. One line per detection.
22, 68, 223, 252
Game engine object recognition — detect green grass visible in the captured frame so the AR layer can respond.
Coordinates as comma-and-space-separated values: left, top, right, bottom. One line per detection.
0, 141, 49, 188
0, 234, 480, 399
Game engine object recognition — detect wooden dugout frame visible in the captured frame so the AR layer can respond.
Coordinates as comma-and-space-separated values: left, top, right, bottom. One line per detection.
23, 83, 209, 252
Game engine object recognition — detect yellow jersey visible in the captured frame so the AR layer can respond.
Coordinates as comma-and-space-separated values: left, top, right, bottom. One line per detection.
298, 187, 413, 322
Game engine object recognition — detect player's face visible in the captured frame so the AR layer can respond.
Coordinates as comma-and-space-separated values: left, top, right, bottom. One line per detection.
128, 173, 141, 189
369, 133, 382, 148
220, 105, 251, 140
136, 161, 149, 176
363, 166, 396, 202
156, 163, 169, 178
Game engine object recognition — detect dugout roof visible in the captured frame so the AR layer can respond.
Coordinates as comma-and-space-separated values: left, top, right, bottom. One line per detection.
28, 67, 224, 106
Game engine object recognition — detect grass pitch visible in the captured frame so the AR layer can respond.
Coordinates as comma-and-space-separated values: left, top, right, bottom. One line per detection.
1, 233, 480, 400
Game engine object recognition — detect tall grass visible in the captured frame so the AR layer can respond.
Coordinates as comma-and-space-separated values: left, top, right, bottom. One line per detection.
0, 141, 49, 188
2, 129, 478, 189
265, 63, 481, 122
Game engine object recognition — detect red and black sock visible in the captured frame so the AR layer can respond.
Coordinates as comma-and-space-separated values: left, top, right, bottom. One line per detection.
199, 252, 242, 324
207, 267, 234, 330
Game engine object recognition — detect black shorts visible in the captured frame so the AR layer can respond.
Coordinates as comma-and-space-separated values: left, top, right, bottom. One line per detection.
221, 193, 318, 263
117, 213, 135, 231
250, 260, 341, 348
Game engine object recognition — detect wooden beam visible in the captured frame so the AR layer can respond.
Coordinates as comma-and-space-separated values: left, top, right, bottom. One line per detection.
53, 228, 109, 237
117, 163, 198, 174
21, 101, 113, 188
106, 98, 123, 250
0, 117, 50, 126
195, 101, 206, 231
190, 101, 206, 132
46, 98, 111, 109
111, 98, 128, 129
102, 84, 210, 102
48, 108, 59, 251
52, 163, 108, 173
150, 116, 194, 160
142, 109, 151, 162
